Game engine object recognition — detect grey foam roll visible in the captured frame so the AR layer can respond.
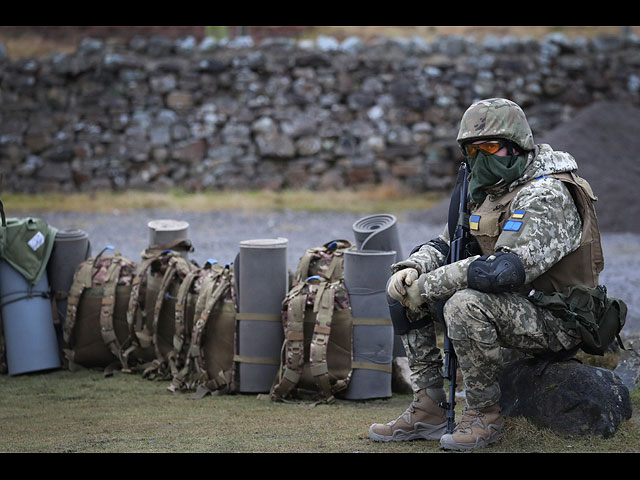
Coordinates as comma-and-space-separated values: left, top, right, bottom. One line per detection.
0, 260, 60, 375
352, 213, 403, 263
47, 228, 91, 327
353, 213, 407, 358
342, 249, 395, 400
236, 238, 288, 393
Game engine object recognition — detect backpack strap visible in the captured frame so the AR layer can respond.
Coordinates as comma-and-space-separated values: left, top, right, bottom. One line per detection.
63, 246, 122, 356
270, 282, 307, 400
98, 255, 128, 367
145, 254, 195, 379
169, 269, 217, 392
189, 266, 234, 397
142, 257, 180, 378
63, 258, 96, 349
166, 267, 201, 380
121, 253, 160, 372
170, 266, 232, 395
309, 280, 339, 403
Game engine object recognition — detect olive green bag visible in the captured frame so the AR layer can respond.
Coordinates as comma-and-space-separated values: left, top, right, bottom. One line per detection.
528, 285, 627, 356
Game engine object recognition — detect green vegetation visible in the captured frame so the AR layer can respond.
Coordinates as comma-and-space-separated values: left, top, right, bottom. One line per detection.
0, 368, 637, 453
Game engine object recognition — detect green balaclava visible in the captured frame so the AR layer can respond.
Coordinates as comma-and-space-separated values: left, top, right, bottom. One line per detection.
467, 150, 528, 204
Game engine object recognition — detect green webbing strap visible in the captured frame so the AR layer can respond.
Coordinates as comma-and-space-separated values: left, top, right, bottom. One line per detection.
233, 355, 281, 365
351, 361, 393, 373
352, 317, 392, 326
235, 313, 282, 322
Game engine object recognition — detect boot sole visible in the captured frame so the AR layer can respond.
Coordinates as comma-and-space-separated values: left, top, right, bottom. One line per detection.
439, 424, 503, 451
369, 422, 447, 442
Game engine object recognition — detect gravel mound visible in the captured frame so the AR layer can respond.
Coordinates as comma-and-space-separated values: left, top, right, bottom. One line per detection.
538, 101, 640, 233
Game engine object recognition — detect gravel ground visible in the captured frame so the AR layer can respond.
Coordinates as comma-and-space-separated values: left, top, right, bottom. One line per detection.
34, 207, 640, 336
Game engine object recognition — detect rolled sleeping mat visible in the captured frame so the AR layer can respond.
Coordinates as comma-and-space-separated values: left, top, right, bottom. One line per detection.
47, 228, 91, 327
235, 238, 288, 393
0, 260, 61, 375
352, 213, 403, 262
353, 213, 406, 358
148, 219, 191, 258
342, 249, 395, 400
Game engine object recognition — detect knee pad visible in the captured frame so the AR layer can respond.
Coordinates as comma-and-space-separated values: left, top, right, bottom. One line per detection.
467, 251, 526, 294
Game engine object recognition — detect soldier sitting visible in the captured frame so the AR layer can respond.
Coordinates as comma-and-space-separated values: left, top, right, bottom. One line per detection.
369, 98, 604, 451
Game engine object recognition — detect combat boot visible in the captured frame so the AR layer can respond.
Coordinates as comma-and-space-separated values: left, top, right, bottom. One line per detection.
369, 388, 447, 442
439, 403, 505, 451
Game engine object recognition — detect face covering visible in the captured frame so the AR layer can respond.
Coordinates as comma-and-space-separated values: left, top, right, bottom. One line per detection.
467, 151, 528, 204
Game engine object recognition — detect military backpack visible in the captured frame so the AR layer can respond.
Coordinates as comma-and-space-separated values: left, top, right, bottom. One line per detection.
63, 246, 137, 374
270, 240, 354, 404
121, 239, 196, 375
168, 261, 238, 397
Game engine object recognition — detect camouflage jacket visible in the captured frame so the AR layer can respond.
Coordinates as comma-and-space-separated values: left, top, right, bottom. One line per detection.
396, 144, 583, 303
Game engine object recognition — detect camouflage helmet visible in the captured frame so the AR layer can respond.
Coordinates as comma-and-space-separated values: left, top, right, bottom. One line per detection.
456, 98, 535, 152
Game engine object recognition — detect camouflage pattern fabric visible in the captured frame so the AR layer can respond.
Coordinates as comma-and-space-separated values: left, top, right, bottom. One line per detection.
443, 288, 582, 408
456, 97, 535, 151
393, 143, 587, 408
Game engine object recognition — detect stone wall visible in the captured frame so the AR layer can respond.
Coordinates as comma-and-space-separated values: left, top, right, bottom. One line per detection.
1, 33, 639, 194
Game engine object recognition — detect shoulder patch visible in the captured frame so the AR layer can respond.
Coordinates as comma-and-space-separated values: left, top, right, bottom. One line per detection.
503, 220, 523, 232
511, 210, 525, 219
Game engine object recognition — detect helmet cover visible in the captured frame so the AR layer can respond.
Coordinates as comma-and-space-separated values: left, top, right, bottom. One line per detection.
456, 98, 535, 151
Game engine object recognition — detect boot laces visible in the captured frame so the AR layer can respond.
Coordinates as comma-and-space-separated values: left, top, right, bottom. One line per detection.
455, 406, 485, 433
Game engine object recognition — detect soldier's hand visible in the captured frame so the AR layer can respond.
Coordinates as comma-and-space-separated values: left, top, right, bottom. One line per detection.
387, 268, 419, 302
401, 281, 425, 311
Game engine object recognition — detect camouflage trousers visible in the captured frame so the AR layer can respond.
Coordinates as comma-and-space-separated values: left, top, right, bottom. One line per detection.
402, 288, 583, 409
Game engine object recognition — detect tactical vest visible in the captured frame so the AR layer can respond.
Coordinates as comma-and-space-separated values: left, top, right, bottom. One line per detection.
469, 171, 604, 295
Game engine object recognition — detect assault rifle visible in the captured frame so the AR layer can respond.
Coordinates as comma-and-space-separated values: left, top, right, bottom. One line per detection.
437, 161, 474, 434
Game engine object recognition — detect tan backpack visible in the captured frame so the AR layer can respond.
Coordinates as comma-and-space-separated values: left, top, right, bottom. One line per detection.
121, 240, 196, 374
168, 262, 238, 397
62, 246, 137, 374
270, 240, 354, 404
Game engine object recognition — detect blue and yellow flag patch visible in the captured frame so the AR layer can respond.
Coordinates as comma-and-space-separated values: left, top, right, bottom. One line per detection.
503, 220, 523, 232
469, 214, 480, 230
511, 210, 526, 219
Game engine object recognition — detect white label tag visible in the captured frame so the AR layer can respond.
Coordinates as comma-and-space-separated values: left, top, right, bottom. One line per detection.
28, 231, 45, 251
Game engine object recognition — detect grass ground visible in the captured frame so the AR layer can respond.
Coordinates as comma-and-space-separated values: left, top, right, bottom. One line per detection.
0, 187, 444, 214
1, 367, 638, 453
